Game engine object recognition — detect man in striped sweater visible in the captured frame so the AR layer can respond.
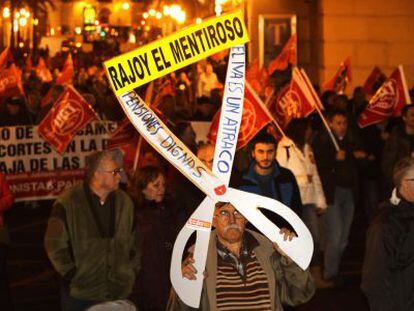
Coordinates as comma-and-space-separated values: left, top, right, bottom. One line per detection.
172, 202, 315, 310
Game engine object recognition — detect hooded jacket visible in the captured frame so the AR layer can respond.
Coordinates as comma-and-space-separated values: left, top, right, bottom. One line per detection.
276, 137, 327, 209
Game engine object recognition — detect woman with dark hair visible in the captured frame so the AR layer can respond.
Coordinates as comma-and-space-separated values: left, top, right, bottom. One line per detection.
129, 166, 185, 311
276, 118, 331, 288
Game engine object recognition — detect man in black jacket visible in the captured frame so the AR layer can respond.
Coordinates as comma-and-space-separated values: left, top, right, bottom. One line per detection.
361, 157, 414, 311
312, 110, 365, 283
382, 104, 414, 195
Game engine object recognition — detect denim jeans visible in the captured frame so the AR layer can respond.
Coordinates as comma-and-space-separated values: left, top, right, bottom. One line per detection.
323, 186, 355, 279
301, 204, 321, 266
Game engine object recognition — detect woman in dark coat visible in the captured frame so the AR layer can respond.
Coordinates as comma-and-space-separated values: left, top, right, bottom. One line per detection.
129, 166, 186, 311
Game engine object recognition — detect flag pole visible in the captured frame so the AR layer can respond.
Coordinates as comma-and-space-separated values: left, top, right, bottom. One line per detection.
245, 82, 286, 138
398, 65, 410, 103
299, 69, 340, 152
133, 136, 143, 173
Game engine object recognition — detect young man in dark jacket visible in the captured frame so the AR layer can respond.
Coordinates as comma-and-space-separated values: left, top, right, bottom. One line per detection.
312, 110, 366, 283
231, 132, 302, 230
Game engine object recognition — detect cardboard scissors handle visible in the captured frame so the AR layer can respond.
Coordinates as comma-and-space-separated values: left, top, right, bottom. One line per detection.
170, 197, 214, 307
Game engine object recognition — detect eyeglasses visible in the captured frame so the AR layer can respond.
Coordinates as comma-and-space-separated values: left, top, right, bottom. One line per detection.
217, 210, 244, 220
98, 168, 124, 175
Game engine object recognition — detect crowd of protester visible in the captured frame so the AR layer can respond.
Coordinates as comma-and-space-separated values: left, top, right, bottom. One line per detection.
1, 47, 414, 311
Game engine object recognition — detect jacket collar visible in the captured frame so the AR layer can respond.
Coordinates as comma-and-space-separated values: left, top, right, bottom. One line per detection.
244, 161, 281, 183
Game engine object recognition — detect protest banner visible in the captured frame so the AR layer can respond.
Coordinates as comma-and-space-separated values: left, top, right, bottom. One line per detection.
0, 121, 116, 202
104, 10, 249, 96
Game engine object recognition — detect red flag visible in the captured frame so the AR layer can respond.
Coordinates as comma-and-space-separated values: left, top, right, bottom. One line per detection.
0, 47, 13, 69
25, 56, 33, 72
363, 66, 387, 97
153, 77, 175, 107
268, 69, 317, 127
56, 54, 74, 85
208, 82, 272, 149
108, 118, 140, 172
38, 86, 97, 154
0, 64, 23, 99
299, 69, 324, 110
36, 57, 53, 82
268, 34, 297, 75
247, 59, 271, 99
323, 57, 352, 93
358, 66, 410, 128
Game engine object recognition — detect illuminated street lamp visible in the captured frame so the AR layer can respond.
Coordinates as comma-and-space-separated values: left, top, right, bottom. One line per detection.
3, 7, 10, 18
122, 2, 130, 10
19, 17, 27, 27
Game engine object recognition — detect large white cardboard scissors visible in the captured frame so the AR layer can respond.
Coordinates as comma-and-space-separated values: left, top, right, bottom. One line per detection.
169, 48, 313, 307
114, 54, 313, 309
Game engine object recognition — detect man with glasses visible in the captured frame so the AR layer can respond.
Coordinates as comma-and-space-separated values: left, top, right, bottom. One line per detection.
45, 149, 140, 311
170, 202, 315, 310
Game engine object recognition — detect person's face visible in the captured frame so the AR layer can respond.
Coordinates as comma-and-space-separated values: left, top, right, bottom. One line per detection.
6, 103, 20, 116
181, 126, 196, 147
329, 115, 348, 138
94, 157, 123, 192
403, 108, 414, 129
142, 174, 166, 203
197, 145, 214, 170
213, 203, 247, 244
399, 169, 414, 203
252, 143, 276, 170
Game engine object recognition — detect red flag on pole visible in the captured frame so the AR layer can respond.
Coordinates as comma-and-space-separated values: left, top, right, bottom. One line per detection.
208, 83, 272, 149
299, 69, 324, 111
36, 57, 53, 82
25, 56, 33, 72
247, 59, 271, 99
56, 54, 74, 85
0, 47, 13, 69
268, 34, 297, 76
0, 64, 24, 99
363, 66, 387, 98
323, 57, 352, 93
108, 118, 140, 172
38, 86, 97, 154
267, 68, 318, 127
358, 66, 410, 128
